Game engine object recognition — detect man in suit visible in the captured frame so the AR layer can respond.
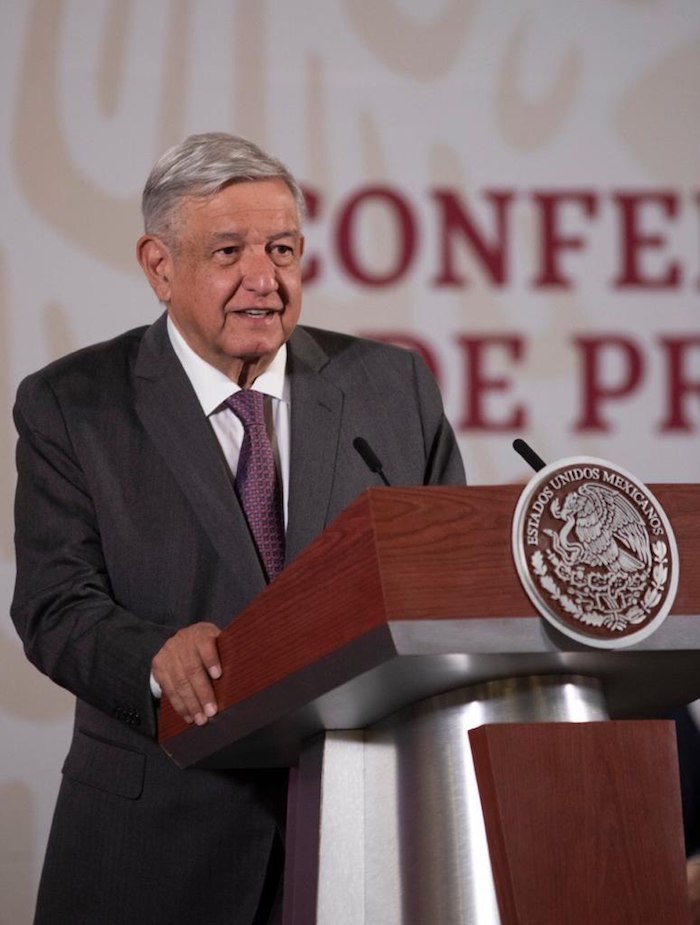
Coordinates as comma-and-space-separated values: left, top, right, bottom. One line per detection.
11, 133, 465, 924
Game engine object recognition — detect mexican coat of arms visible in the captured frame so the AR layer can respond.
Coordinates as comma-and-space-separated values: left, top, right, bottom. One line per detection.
512, 457, 679, 648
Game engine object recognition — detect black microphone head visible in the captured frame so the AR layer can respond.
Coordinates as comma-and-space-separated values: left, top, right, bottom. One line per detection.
353, 437, 391, 485
512, 438, 547, 473
353, 437, 382, 473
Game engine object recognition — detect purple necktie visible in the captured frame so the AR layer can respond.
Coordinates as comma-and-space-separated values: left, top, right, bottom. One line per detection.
226, 390, 285, 582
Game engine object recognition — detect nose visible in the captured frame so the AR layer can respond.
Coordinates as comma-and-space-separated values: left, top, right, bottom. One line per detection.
241, 251, 278, 295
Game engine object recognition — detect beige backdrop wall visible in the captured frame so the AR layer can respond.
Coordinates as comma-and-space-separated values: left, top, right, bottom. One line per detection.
1, 1, 699, 921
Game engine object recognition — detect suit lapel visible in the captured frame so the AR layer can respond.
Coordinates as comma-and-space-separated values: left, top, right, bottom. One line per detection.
285, 327, 344, 562
133, 315, 266, 602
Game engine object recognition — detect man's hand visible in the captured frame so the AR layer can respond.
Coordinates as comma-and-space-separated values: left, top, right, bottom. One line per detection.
152, 622, 222, 725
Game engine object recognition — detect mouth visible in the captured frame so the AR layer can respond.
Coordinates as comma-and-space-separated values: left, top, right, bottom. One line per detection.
233, 308, 280, 318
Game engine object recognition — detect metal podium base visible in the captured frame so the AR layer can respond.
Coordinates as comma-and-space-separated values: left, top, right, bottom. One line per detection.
284, 674, 608, 925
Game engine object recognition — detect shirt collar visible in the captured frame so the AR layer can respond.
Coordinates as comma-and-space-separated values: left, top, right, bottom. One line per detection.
167, 315, 288, 416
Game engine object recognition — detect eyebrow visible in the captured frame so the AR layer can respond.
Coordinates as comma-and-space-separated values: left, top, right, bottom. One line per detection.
269, 230, 301, 242
208, 229, 301, 244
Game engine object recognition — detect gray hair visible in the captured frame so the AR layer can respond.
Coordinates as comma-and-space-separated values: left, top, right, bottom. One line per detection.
142, 132, 306, 240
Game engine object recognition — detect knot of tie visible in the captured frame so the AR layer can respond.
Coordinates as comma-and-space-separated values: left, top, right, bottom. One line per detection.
226, 389, 285, 582
226, 388, 265, 431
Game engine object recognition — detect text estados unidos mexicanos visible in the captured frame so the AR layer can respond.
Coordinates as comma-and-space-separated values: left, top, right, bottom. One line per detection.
525, 467, 664, 545
600, 470, 664, 536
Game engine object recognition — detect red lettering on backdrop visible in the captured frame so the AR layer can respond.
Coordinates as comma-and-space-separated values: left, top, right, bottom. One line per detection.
359, 332, 700, 435
336, 186, 417, 286
658, 337, 700, 431
301, 184, 696, 289
301, 185, 320, 284
455, 335, 526, 430
532, 190, 598, 288
612, 192, 681, 289
430, 189, 513, 286
573, 336, 644, 432
359, 332, 440, 382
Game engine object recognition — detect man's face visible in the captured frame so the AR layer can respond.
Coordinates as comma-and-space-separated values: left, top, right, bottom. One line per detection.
140, 178, 303, 385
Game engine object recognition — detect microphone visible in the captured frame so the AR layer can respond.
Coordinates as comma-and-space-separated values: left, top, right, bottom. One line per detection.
512, 438, 547, 473
353, 437, 391, 486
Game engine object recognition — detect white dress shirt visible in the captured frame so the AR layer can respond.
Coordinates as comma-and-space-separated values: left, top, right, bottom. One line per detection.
166, 316, 291, 524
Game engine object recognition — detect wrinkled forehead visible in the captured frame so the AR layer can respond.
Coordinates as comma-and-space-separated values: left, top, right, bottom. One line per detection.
171, 178, 302, 242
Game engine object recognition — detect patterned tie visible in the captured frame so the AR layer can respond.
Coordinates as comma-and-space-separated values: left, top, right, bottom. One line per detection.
226, 389, 285, 582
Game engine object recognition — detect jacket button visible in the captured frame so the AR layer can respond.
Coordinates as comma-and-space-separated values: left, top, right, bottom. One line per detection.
113, 706, 140, 726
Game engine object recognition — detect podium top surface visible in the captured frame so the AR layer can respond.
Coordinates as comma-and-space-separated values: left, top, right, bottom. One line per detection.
159, 484, 700, 768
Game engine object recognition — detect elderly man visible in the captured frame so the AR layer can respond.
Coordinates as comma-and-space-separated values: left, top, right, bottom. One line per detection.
11, 133, 465, 924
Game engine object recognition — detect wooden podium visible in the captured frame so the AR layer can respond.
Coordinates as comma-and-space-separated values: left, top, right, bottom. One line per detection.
159, 485, 700, 924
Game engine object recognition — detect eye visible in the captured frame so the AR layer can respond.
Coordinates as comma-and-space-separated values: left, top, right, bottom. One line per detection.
269, 243, 296, 265
214, 245, 241, 264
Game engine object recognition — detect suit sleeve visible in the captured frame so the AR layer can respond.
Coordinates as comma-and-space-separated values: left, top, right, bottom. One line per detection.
410, 351, 466, 486
11, 374, 173, 739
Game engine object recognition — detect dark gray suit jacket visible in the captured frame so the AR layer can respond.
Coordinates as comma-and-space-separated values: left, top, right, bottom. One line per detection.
12, 314, 465, 924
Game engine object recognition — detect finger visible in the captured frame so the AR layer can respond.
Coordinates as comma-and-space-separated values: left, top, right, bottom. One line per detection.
182, 626, 221, 720
179, 659, 218, 722
171, 663, 216, 725
193, 624, 222, 681
159, 674, 194, 724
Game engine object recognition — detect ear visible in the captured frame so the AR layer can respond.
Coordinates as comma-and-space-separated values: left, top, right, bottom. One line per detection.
136, 235, 173, 303
298, 235, 305, 258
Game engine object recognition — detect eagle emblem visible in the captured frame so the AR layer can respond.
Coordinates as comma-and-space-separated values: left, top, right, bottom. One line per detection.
512, 458, 678, 648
